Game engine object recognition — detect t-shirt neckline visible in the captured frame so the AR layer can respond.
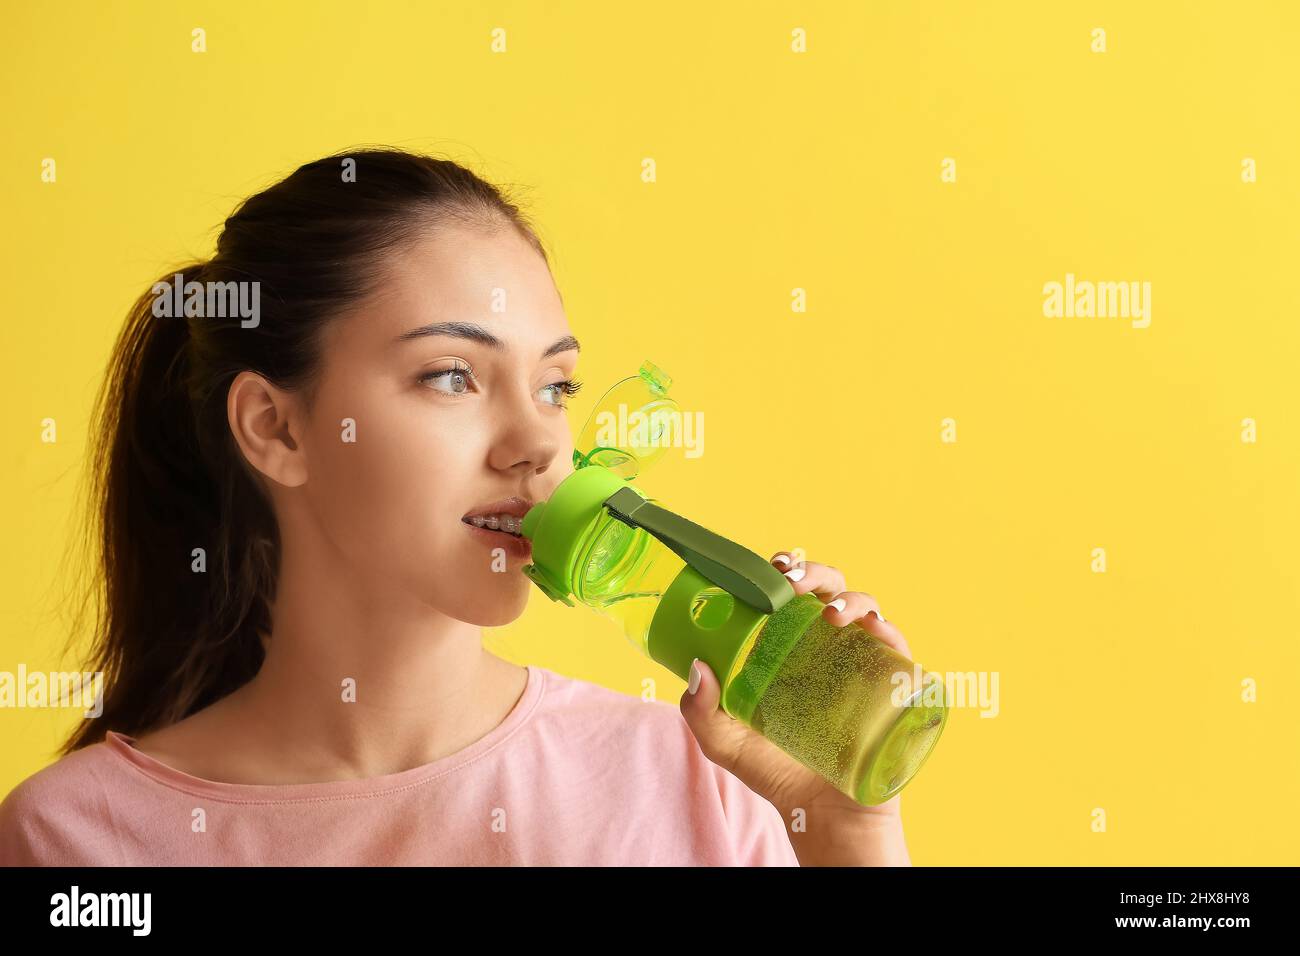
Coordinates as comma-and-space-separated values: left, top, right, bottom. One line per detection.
103, 664, 545, 804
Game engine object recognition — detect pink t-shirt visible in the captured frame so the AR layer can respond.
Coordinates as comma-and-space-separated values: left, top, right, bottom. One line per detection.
0, 664, 799, 866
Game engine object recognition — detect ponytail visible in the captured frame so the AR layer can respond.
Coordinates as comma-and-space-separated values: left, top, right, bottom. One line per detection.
60, 261, 274, 752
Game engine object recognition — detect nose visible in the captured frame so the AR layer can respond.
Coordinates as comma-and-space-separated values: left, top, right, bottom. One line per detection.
486, 382, 565, 478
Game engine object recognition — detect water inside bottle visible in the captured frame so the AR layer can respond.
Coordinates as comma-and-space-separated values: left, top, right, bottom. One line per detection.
738, 612, 947, 805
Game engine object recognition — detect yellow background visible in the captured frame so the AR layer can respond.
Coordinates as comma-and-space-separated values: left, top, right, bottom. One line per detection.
2, 0, 1297, 865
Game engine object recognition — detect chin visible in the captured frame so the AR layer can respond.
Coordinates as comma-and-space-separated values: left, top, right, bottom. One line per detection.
445, 574, 531, 627
461, 602, 528, 628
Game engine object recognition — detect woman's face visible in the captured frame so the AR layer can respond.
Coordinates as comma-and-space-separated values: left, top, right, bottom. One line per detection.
293, 222, 579, 626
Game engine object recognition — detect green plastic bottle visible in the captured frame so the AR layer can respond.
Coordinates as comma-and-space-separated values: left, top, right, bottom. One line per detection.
521, 360, 948, 806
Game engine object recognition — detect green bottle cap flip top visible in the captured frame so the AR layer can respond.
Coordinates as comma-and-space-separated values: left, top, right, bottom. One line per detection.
520, 360, 949, 806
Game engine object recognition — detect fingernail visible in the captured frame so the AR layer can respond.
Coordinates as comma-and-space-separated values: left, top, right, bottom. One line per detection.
772, 554, 790, 568
688, 659, 702, 695
827, 598, 847, 612
870, 609, 887, 622
784, 567, 806, 582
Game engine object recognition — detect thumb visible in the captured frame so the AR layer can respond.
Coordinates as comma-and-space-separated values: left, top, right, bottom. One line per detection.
678, 658, 805, 809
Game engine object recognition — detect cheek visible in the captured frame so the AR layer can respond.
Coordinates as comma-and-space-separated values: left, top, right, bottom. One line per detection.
303, 394, 471, 568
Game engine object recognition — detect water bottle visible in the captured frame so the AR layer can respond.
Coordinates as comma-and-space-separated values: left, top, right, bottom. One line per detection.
520, 361, 948, 806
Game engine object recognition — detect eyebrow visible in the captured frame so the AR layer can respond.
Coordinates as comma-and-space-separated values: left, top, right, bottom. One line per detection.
395, 321, 580, 359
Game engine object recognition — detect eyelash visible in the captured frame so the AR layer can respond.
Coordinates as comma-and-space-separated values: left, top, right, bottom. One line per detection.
418, 361, 584, 408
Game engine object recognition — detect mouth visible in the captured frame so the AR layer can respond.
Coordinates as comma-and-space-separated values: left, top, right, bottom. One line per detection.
461, 496, 535, 539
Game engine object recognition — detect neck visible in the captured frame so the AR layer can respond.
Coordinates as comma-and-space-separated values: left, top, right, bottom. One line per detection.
218, 524, 526, 782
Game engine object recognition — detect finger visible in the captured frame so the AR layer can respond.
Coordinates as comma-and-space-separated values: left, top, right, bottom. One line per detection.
770, 555, 846, 600
678, 658, 750, 773
821, 588, 882, 623
823, 591, 913, 658
770, 550, 814, 572
678, 658, 803, 802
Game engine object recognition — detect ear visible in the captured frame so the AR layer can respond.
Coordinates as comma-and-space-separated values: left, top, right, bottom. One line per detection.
227, 370, 308, 488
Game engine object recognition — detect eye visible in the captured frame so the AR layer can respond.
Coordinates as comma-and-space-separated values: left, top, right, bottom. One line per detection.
418, 360, 476, 396
540, 377, 584, 408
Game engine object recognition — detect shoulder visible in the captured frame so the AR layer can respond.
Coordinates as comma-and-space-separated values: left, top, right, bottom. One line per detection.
530, 664, 702, 751
529, 666, 799, 866
0, 738, 127, 866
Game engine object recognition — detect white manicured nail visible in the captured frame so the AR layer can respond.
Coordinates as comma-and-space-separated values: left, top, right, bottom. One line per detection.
827, 598, 847, 612
688, 659, 701, 694
773, 554, 790, 567
784, 568, 805, 582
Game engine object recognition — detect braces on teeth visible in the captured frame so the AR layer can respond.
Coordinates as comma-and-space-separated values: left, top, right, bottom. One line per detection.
465, 514, 523, 536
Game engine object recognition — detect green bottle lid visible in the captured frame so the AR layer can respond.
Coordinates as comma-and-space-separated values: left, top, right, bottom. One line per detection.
519, 465, 632, 606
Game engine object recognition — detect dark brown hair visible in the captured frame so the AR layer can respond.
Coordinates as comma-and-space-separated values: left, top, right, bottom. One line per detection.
61, 147, 549, 753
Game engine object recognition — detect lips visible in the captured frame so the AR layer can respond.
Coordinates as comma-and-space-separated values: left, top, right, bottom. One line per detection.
461, 495, 535, 558
462, 496, 535, 521
461, 496, 536, 544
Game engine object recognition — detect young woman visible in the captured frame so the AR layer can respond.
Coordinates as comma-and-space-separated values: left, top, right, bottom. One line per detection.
0, 148, 913, 866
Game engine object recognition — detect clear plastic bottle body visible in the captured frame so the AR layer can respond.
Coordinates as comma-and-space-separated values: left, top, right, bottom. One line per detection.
571, 507, 686, 654
568, 498, 947, 807
725, 596, 948, 805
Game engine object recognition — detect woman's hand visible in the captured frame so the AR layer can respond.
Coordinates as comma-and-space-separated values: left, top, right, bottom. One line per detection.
679, 551, 913, 866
